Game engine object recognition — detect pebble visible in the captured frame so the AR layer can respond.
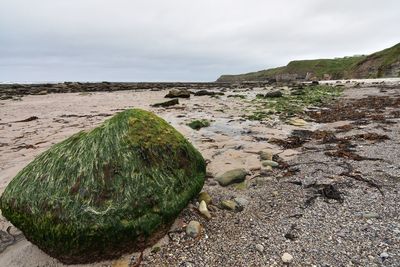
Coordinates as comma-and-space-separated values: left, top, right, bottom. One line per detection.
368, 255, 375, 261
216, 168, 248, 186
199, 200, 212, 219
255, 244, 264, 253
262, 160, 279, 167
289, 118, 307, 126
259, 150, 273, 161
220, 200, 241, 211
260, 166, 273, 175
186, 221, 201, 238
234, 197, 249, 207
380, 252, 389, 259
281, 252, 293, 263
198, 192, 212, 205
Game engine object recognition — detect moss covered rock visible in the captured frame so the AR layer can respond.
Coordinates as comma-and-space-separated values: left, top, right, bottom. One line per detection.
0, 109, 206, 264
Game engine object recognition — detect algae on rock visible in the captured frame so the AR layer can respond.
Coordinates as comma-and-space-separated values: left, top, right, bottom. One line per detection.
0, 109, 206, 264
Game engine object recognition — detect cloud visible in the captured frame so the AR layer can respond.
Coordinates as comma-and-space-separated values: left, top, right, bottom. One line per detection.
0, 0, 399, 81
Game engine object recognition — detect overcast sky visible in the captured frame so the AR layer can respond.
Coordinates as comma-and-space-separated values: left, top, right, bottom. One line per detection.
0, 0, 399, 82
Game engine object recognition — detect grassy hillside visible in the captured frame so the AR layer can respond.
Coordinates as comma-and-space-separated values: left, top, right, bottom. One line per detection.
217, 43, 400, 82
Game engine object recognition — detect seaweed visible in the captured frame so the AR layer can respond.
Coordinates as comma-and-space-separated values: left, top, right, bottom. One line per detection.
0, 109, 206, 264
246, 85, 343, 120
187, 119, 210, 130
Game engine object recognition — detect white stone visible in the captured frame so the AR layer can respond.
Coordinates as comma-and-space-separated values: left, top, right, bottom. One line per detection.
199, 200, 211, 219
186, 221, 201, 238
380, 252, 389, 259
281, 252, 293, 263
255, 244, 264, 253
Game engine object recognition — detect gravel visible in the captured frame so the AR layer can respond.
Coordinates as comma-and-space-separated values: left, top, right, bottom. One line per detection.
143, 84, 400, 267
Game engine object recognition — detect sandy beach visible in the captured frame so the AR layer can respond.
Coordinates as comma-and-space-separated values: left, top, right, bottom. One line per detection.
1, 80, 400, 266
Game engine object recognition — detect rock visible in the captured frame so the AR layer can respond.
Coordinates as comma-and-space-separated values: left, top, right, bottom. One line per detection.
260, 166, 273, 175
194, 90, 224, 96
234, 197, 249, 207
0, 109, 206, 264
259, 150, 273, 161
198, 192, 212, 205
36, 90, 48, 95
186, 221, 201, 238
281, 253, 293, 263
216, 168, 248, 186
255, 244, 264, 253
261, 160, 279, 167
151, 98, 179, 107
199, 200, 211, 219
187, 119, 210, 130
288, 118, 307, 126
220, 200, 243, 212
165, 89, 190, 98
233, 181, 247, 190
0, 229, 15, 253
265, 90, 283, 98
380, 252, 389, 259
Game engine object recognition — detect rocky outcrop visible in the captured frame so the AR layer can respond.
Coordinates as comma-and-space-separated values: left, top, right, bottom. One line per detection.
0, 82, 230, 99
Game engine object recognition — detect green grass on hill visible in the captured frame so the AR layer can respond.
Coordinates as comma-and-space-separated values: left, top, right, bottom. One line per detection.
217, 42, 400, 82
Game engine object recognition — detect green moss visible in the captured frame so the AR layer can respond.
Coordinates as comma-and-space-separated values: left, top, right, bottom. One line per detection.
187, 119, 210, 130
245, 85, 343, 120
0, 109, 206, 264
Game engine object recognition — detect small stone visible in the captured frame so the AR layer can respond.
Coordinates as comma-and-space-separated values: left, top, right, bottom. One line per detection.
259, 150, 273, 161
380, 252, 389, 259
207, 180, 218, 186
262, 160, 279, 168
255, 244, 264, 253
265, 90, 283, 98
289, 118, 307, 126
272, 191, 279, 197
233, 181, 247, 190
260, 166, 273, 175
220, 200, 242, 212
199, 200, 212, 219
234, 197, 249, 207
186, 221, 201, 238
151, 246, 161, 253
198, 192, 212, 205
151, 98, 179, 108
368, 255, 375, 261
216, 168, 248, 186
281, 252, 293, 263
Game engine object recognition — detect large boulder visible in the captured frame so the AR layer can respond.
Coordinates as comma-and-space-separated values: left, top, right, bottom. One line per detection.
0, 109, 206, 264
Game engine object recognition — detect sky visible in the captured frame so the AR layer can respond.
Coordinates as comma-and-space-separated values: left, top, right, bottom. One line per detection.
0, 0, 399, 82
